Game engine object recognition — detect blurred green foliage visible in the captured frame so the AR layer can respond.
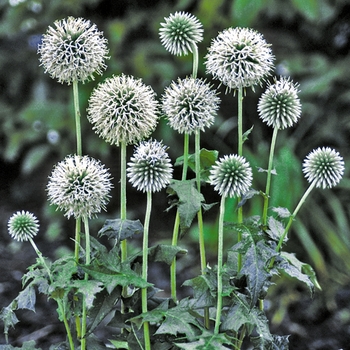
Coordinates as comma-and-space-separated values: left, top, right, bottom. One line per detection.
1, 0, 350, 309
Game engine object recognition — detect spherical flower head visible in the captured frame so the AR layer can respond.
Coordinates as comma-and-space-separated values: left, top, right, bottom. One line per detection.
8, 211, 39, 242
258, 77, 301, 129
87, 74, 159, 146
127, 140, 173, 193
205, 27, 275, 92
162, 77, 220, 135
38, 16, 109, 84
209, 154, 253, 198
302, 147, 345, 189
47, 155, 113, 219
159, 11, 203, 56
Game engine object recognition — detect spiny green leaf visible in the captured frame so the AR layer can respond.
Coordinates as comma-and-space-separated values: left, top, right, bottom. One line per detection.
0, 303, 19, 340
266, 216, 286, 242
108, 340, 129, 349
166, 179, 204, 234
71, 279, 104, 309
242, 125, 254, 143
0, 340, 41, 350
17, 285, 36, 312
98, 218, 143, 242
183, 274, 216, 308
175, 330, 233, 349
278, 252, 315, 295
271, 207, 291, 218
251, 333, 289, 350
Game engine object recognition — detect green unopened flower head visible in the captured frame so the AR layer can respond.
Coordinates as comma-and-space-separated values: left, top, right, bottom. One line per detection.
162, 77, 220, 135
258, 77, 301, 129
303, 147, 345, 189
8, 211, 39, 242
205, 27, 274, 92
38, 17, 109, 84
87, 74, 159, 146
127, 140, 173, 193
47, 155, 113, 219
159, 11, 203, 56
209, 154, 253, 198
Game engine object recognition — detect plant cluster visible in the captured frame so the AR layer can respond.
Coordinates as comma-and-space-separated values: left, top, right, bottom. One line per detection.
0, 12, 345, 350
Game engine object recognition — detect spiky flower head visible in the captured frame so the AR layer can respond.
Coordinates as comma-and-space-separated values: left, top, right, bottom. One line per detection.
205, 27, 274, 92
209, 154, 253, 198
47, 155, 113, 219
302, 147, 345, 189
8, 211, 39, 242
38, 17, 109, 85
258, 77, 301, 129
87, 74, 159, 146
159, 11, 203, 56
162, 77, 220, 135
127, 140, 173, 193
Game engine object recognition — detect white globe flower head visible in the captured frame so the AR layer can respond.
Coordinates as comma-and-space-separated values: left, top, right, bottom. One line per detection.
47, 155, 113, 219
209, 154, 253, 198
159, 11, 203, 56
258, 77, 301, 129
127, 140, 173, 193
8, 211, 39, 242
87, 74, 159, 146
38, 17, 109, 85
303, 147, 345, 189
162, 77, 220, 135
205, 27, 275, 92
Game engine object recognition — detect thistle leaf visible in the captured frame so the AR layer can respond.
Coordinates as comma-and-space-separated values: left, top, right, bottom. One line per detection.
175, 331, 233, 349
71, 279, 104, 309
98, 218, 143, 242
16, 285, 36, 312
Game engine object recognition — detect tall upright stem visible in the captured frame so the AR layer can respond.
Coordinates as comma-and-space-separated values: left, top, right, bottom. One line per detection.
170, 133, 189, 302
262, 127, 279, 226
214, 195, 226, 334
191, 43, 199, 79
72, 80, 82, 156
142, 191, 152, 350
120, 141, 128, 261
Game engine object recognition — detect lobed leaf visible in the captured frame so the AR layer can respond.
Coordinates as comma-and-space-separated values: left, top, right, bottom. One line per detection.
98, 218, 143, 242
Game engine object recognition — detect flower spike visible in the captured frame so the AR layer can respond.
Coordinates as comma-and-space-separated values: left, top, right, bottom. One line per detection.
87, 74, 159, 146
162, 77, 220, 135
258, 77, 301, 129
47, 155, 113, 219
127, 140, 173, 193
303, 147, 345, 189
159, 11, 203, 56
8, 211, 39, 242
209, 154, 253, 198
38, 17, 109, 84
205, 27, 274, 92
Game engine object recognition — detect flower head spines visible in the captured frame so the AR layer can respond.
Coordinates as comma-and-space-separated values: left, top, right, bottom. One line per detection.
258, 77, 301, 129
127, 140, 173, 193
8, 211, 39, 242
302, 147, 345, 189
209, 154, 253, 198
38, 17, 109, 84
205, 27, 275, 92
162, 77, 220, 135
159, 11, 203, 56
47, 155, 113, 219
87, 74, 159, 146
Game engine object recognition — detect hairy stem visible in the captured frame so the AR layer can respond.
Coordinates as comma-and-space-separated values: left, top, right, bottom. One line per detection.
120, 141, 128, 261
72, 80, 82, 156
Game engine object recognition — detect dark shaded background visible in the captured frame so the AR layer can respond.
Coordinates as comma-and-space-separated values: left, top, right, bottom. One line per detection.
1, 0, 350, 348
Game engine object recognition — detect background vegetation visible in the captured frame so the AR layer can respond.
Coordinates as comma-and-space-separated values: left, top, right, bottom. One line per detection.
1, 0, 350, 347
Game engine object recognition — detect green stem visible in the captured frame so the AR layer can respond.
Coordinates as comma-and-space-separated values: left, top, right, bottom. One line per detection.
81, 216, 91, 350
120, 141, 128, 261
191, 43, 199, 79
170, 133, 189, 302
29, 238, 75, 350
276, 180, 316, 253
214, 195, 226, 334
74, 219, 81, 264
72, 80, 82, 156
262, 127, 279, 226
142, 191, 152, 350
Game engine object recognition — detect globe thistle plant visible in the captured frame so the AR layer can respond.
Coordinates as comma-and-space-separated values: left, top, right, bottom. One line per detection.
87, 74, 159, 146
258, 77, 301, 130
303, 147, 345, 189
47, 155, 113, 219
38, 16, 109, 85
162, 77, 220, 135
205, 27, 274, 92
209, 154, 253, 198
159, 11, 203, 56
127, 140, 173, 193
8, 211, 39, 242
